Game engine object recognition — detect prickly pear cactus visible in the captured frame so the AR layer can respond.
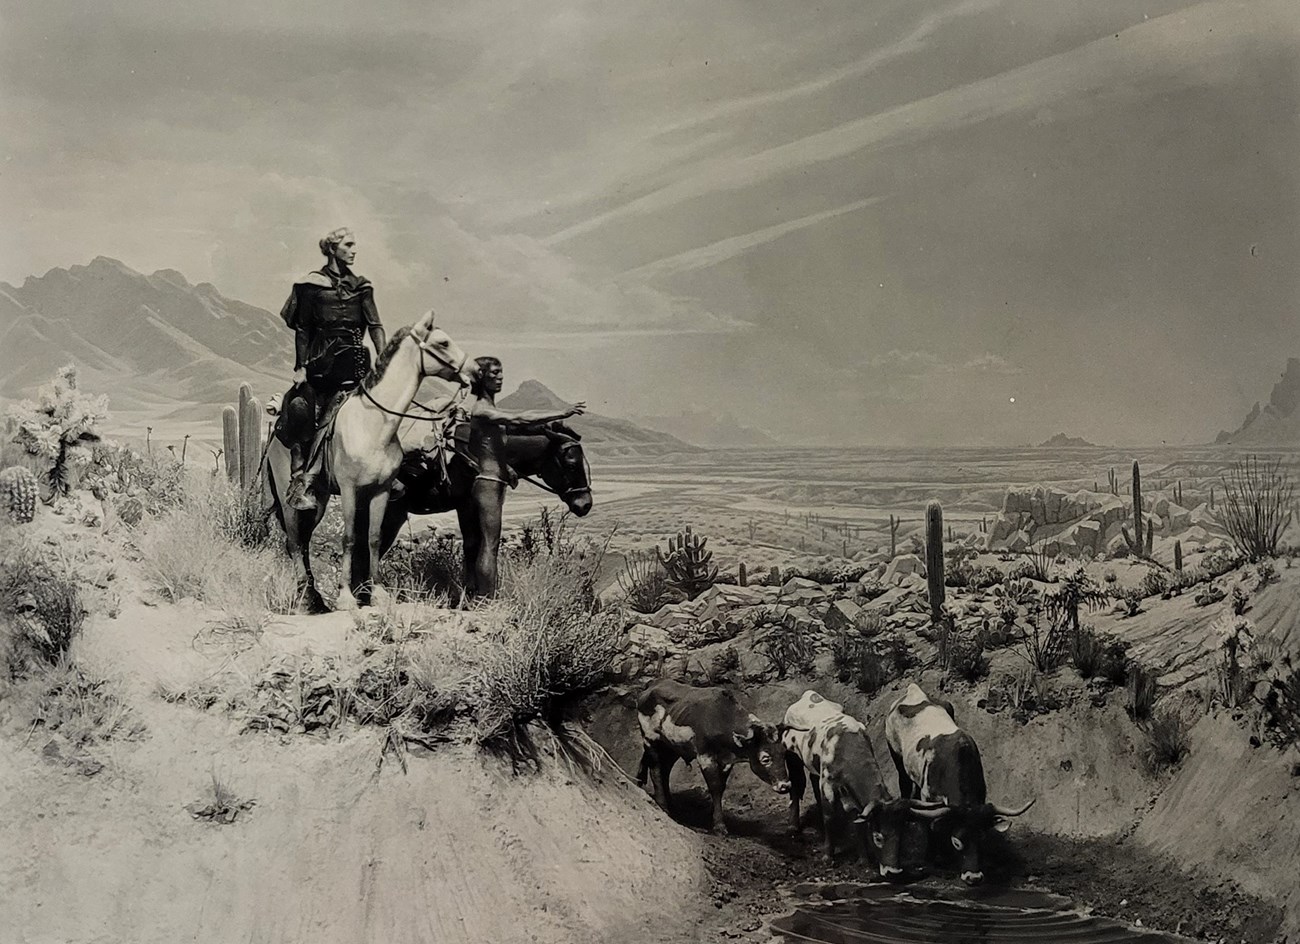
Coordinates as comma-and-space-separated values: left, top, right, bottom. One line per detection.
1, 466, 38, 523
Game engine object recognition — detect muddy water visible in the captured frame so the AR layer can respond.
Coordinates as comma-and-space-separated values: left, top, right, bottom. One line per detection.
770, 883, 1188, 944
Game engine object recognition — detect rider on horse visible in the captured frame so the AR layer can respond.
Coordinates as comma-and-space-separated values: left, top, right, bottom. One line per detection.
279, 227, 386, 512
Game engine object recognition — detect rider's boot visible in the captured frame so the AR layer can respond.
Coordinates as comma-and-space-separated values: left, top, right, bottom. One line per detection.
285, 442, 318, 512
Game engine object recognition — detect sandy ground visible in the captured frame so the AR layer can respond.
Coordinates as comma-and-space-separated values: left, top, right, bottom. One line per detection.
0, 579, 708, 944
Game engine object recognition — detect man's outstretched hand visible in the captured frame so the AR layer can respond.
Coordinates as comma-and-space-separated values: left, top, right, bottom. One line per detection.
567, 401, 587, 417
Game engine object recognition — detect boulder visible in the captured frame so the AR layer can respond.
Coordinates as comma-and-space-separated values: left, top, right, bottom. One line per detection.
883, 554, 924, 585
715, 585, 778, 608
824, 599, 863, 635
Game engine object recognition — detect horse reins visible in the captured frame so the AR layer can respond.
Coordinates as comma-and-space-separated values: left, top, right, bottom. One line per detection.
474, 439, 592, 500
356, 332, 473, 423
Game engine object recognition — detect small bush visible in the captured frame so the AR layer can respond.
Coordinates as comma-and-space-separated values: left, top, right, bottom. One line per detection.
477, 517, 623, 743
0, 538, 86, 673
1194, 583, 1227, 608
943, 628, 989, 684
1201, 549, 1241, 580
1118, 587, 1144, 617
1139, 570, 1169, 599
1142, 706, 1192, 773
186, 772, 257, 825
1070, 626, 1129, 684
1254, 560, 1277, 591
1259, 653, 1300, 752
708, 645, 741, 684
1102, 570, 1118, 585
616, 549, 674, 614
1231, 584, 1251, 616
381, 531, 465, 602
1127, 663, 1159, 721
15, 659, 146, 774
1018, 617, 1069, 673
754, 620, 817, 680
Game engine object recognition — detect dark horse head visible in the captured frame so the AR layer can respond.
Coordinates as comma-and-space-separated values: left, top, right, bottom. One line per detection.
510, 421, 592, 517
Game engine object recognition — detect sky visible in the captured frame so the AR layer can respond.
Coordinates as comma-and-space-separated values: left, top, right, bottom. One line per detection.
2, 0, 1299, 445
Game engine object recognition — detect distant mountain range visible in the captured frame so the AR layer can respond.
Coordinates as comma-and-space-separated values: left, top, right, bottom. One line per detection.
1215, 358, 1300, 445
1037, 432, 1101, 448
0, 258, 697, 454
499, 380, 699, 456
629, 409, 777, 448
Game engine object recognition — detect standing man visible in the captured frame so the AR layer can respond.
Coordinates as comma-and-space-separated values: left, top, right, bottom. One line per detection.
279, 227, 386, 511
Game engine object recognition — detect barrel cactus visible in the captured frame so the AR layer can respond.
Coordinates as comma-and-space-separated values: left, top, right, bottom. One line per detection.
1, 466, 38, 523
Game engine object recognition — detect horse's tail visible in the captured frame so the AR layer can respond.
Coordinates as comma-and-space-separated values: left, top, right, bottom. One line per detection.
262, 440, 286, 531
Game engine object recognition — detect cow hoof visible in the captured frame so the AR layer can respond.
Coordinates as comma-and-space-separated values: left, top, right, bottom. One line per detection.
335, 589, 359, 611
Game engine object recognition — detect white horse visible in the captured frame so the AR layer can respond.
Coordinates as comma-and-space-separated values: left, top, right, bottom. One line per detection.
263, 310, 475, 611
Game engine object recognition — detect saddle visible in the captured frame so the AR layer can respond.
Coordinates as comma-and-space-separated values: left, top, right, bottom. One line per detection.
394, 421, 518, 515
273, 383, 352, 484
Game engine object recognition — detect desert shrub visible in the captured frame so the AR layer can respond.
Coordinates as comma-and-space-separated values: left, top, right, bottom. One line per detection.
240, 654, 347, 735
829, 625, 861, 682
616, 548, 674, 614
800, 562, 869, 585
985, 664, 1059, 720
1117, 587, 1144, 617
708, 645, 742, 684
947, 560, 1003, 591
381, 531, 465, 601
1102, 569, 1118, 586
1005, 559, 1039, 582
1194, 583, 1227, 608
1200, 548, 1242, 580
1126, 663, 1159, 721
477, 520, 623, 743
1166, 566, 1203, 596
1017, 617, 1069, 673
1258, 653, 1300, 752
1255, 560, 1277, 590
841, 628, 916, 696
1070, 626, 1129, 684
754, 619, 817, 680
15, 659, 146, 774
941, 627, 989, 683
1230, 583, 1251, 616
1138, 570, 1169, 599
1044, 565, 1108, 633
135, 477, 302, 627
1212, 615, 1257, 709
0, 538, 86, 673
1220, 455, 1293, 561
1142, 706, 1192, 773
83, 443, 187, 518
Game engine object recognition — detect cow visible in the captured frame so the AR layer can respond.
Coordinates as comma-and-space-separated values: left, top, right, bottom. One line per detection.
782, 690, 945, 877
885, 681, 1035, 885
635, 679, 791, 835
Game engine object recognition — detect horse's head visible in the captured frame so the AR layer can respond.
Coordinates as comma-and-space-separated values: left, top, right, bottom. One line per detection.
412, 310, 477, 387
538, 424, 592, 517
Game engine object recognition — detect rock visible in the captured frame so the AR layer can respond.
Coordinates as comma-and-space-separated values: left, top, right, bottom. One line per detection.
715, 585, 777, 608
861, 585, 912, 614
627, 623, 674, 654
882, 554, 923, 585
781, 577, 823, 593
824, 599, 862, 634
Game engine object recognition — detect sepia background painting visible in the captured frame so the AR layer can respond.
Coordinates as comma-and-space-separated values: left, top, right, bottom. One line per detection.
3, 2, 1300, 943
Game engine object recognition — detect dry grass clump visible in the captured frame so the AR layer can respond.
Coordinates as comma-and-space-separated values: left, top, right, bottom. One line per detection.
475, 513, 623, 746
1141, 704, 1193, 774
379, 531, 465, 603
12, 658, 146, 775
0, 529, 88, 675
134, 474, 301, 630
186, 771, 256, 825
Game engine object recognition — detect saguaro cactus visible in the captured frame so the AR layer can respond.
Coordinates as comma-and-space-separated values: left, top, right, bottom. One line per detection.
925, 500, 945, 624
222, 407, 239, 482
1174, 540, 1183, 572
1122, 460, 1145, 558
238, 383, 262, 490
1145, 517, 1154, 557
889, 514, 900, 558
737, 561, 748, 587
656, 526, 719, 600
1, 466, 38, 523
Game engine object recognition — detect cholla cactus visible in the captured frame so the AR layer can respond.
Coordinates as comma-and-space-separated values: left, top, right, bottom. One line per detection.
6, 364, 109, 499
0, 465, 38, 523
656, 526, 719, 600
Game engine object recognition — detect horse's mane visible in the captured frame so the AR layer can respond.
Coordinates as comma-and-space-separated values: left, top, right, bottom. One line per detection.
547, 420, 581, 442
362, 327, 413, 388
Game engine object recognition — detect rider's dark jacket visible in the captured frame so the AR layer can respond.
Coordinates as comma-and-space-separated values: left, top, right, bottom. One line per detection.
279, 266, 382, 394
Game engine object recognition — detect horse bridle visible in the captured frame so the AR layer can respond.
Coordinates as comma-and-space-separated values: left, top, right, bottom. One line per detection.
475, 436, 592, 500
357, 328, 472, 422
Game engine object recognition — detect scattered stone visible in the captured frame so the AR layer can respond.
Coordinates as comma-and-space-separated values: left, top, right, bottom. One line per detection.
823, 599, 862, 634
882, 554, 923, 584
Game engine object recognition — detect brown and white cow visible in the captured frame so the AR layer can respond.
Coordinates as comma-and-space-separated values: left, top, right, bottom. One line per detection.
885, 681, 1035, 885
636, 679, 791, 835
782, 690, 942, 876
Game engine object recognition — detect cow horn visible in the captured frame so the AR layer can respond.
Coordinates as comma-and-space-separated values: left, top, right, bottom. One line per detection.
991, 798, 1036, 818
907, 800, 951, 820
853, 801, 879, 825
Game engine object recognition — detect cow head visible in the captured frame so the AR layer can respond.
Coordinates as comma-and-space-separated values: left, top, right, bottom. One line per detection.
734, 721, 791, 795
911, 798, 1035, 884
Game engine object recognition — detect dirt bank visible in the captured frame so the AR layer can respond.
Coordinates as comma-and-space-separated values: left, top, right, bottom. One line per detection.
0, 599, 708, 944
583, 668, 1295, 943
